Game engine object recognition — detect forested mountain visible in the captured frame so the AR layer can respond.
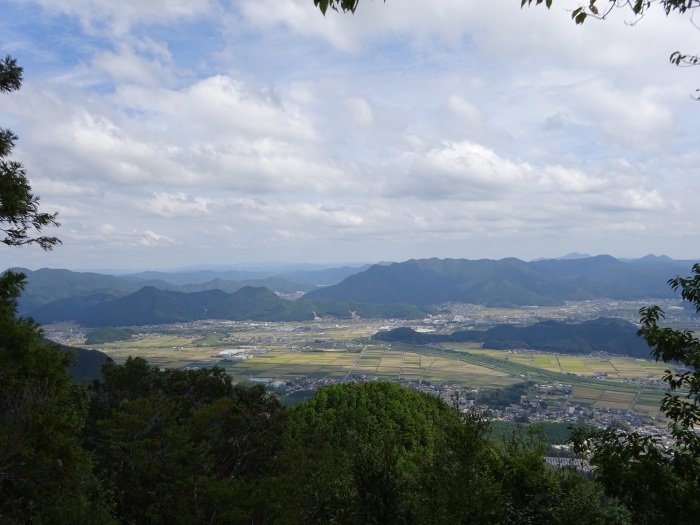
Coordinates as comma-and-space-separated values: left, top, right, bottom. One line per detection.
30, 285, 433, 326
12, 265, 366, 315
304, 255, 692, 306
373, 317, 650, 357
12, 256, 696, 326
12, 256, 694, 318
13, 267, 141, 313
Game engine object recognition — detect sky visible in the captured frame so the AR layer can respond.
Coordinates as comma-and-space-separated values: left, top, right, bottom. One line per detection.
1, 0, 699, 271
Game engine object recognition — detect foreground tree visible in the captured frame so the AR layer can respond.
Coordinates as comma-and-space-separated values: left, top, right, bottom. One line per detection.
86, 358, 287, 525
571, 264, 700, 524
279, 381, 626, 524
0, 55, 60, 250
0, 56, 110, 523
0, 273, 112, 524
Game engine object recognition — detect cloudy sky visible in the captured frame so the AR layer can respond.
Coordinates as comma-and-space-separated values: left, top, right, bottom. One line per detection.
1, 0, 698, 271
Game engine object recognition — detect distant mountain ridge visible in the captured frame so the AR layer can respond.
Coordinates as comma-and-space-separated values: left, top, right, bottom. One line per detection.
9, 255, 698, 326
11, 264, 371, 315
303, 255, 696, 307
30, 286, 433, 327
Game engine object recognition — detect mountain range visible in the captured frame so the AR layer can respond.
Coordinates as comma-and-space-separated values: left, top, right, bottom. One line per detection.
12, 264, 371, 314
303, 255, 694, 307
7, 254, 696, 327
30, 285, 433, 327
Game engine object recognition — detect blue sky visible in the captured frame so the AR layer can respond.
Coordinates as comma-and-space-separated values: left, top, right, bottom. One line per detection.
1, 0, 699, 270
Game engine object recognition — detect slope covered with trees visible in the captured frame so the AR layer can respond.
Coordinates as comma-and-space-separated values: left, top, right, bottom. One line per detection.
78, 369, 628, 524
374, 317, 651, 357
305, 256, 687, 306
30, 285, 434, 326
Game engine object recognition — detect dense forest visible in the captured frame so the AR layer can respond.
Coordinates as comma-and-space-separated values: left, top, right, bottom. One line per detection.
0, 352, 632, 524
2, 276, 699, 524
2, 263, 699, 524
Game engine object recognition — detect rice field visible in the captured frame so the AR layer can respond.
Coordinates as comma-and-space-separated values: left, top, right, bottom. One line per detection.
78, 319, 671, 416
219, 346, 519, 387
448, 347, 673, 381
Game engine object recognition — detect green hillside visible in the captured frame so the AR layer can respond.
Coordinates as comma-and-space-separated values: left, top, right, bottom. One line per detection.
373, 317, 650, 358
305, 256, 682, 306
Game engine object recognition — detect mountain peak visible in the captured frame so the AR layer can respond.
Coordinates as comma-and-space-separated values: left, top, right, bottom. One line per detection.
558, 252, 592, 260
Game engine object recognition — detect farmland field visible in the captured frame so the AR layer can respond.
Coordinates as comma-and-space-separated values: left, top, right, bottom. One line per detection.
49, 316, 675, 419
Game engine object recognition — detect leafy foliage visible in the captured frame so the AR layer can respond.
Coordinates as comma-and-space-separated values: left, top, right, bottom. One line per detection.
277, 381, 626, 524
523, 0, 700, 98
523, 0, 700, 24
571, 264, 700, 524
314, 0, 362, 15
86, 358, 288, 524
0, 56, 60, 250
0, 271, 112, 523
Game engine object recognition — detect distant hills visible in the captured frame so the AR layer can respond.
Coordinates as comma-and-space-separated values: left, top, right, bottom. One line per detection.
373, 317, 651, 358
30, 285, 433, 327
7, 255, 697, 327
12, 264, 371, 315
304, 255, 696, 307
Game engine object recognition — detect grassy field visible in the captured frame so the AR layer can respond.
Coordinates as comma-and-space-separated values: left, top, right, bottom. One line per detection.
72, 319, 671, 416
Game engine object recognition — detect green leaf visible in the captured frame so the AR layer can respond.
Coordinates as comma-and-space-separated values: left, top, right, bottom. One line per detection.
574, 11, 587, 24
314, 0, 329, 15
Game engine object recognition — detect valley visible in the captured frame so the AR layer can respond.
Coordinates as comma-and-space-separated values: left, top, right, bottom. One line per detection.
45, 297, 695, 433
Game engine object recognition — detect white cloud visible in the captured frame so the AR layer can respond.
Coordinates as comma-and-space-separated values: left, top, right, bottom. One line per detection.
99, 224, 118, 234
345, 97, 374, 127
137, 229, 174, 246
2, 0, 698, 270
92, 44, 174, 86
446, 95, 482, 125
140, 192, 212, 218
28, 0, 214, 36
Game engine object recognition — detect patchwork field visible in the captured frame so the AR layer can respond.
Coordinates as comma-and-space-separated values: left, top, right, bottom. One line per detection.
453, 346, 672, 381
59, 318, 673, 417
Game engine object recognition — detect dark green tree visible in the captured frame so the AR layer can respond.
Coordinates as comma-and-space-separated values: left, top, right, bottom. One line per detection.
281, 381, 460, 523
86, 358, 287, 525
0, 271, 112, 523
279, 381, 626, 524
0, 55, 60, 250
571, 264, 700, 524
0, 56, 111, 523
